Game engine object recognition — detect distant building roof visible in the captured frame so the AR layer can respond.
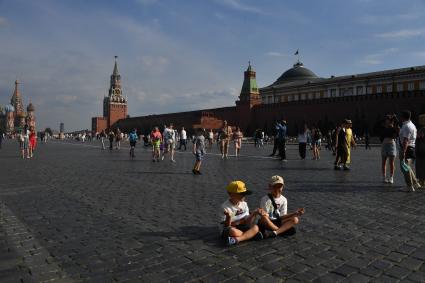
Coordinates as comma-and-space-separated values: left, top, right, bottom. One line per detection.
272, 62, 319, 85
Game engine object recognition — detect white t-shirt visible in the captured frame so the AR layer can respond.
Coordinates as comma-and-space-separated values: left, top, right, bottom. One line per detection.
399, 120, 417, 147
298, 132, 307, 143
180, 129, 187, 140
163, 128, 175, 141
260, 194, 287, 220
220, 199, 249, 225
209, 131, 214, 139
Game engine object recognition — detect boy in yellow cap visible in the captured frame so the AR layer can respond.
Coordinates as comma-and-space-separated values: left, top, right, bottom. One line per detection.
259, 175, 305, 238
220, 180, 266, 246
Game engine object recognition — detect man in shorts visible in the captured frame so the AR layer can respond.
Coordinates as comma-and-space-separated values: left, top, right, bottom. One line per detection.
162, 124, 176, 162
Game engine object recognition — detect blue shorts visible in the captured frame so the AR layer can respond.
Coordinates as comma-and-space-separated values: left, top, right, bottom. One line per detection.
195, 150, 205, 161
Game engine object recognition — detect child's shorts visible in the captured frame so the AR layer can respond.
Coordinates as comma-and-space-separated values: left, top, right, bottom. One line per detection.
195, 151, 204, 161
221, 224, 250, 239
258, 218, 282, 233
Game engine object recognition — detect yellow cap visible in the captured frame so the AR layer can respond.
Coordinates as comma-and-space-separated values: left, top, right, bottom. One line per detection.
226, 181, 252, 195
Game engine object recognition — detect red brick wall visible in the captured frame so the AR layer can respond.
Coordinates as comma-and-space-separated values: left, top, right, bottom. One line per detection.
92, 117, 107, 133
108, 103, 127, 128
114, 91, 425, 136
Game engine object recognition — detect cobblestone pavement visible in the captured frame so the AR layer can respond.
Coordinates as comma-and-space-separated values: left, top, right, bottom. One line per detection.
0, 139, 425, 283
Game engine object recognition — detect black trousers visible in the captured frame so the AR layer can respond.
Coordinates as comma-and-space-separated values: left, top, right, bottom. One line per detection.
271, 139, 279, 155
278, 139, 286, 160
179, 139, 187, 150
299, 143, 306, 159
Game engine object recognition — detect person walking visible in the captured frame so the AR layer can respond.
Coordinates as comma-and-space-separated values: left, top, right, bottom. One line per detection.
415, 114, 425, 187
334, 121, 348, 170
269, 125, 279, 157
178, 127, 187, 151
192, 128, 206, 175
276, 120, 287, 161
28, 126, 37, 158
151, 127, 162, 162
208, 129, 214, 149
163, 124, 176, 162
233, 127, 243, 157
0, 128, 4, 149
115, 128, 122, 150
312, 127, 322, 160
298, 125, 308, 160
22, 125, 30, 159
399, 110, 420, 191
219, 120, 232, 159
128, 128, 138, 158
108, 130, 115, 150
380, 115, 399, 184
100, 130, 106, 150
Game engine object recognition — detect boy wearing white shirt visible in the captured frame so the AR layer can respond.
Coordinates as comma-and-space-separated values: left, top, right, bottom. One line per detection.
259, 175, 305, 238
220, 181, 266, 246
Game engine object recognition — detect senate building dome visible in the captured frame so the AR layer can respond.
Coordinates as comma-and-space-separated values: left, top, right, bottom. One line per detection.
273, 61, 319, 85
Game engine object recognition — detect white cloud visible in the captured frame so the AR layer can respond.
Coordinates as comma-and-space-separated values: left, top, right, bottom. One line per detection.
360, 47, 398, 65
215, 0, 265, 15
357, 13, 420, 25
376, 29, 425, 39
264, 51, 288, 57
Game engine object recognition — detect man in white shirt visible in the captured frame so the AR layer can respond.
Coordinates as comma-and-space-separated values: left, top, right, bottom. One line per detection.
178, 127, 187, 151
162, 124, 176, 162
399, 111, 420, 191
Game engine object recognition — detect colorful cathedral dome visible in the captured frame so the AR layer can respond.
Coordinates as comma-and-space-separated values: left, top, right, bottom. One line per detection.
27, 103, 35, 112
5, 104, 15, 113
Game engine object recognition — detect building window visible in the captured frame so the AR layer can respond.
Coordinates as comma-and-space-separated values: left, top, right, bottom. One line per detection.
356, 86, 364, 95
330, 89, 336, 97
408, 82, 415, 91
387, 84, 393, 92
267, 96, 272, 104
376, 86, 382, 93
366, 86, 372, 94
397, 83, 403, 92
420, 81, 425, 90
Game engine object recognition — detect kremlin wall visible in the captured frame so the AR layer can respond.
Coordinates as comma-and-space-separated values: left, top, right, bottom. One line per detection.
93, 58, 425, 136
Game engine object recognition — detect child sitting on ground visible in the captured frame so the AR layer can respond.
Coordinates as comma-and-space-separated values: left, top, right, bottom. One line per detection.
259, 175, 305, 238
220, 180, 267, 246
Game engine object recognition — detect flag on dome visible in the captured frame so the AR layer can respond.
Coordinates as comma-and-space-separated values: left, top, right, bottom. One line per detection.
294, 49, 299, 55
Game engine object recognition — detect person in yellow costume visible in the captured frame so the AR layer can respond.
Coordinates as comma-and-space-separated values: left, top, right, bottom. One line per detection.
334, 119, 356, 170
344, 120, 356, 170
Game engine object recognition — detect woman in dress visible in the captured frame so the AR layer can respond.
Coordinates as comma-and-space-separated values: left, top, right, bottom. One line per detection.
28, 126, 37, 158
233, 127, 243, 157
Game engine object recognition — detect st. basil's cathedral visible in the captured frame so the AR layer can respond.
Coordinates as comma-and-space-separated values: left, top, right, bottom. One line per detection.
0, 80, 36, 134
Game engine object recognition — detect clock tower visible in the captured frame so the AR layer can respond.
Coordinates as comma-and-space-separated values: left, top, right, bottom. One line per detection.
103, 56, 127, 129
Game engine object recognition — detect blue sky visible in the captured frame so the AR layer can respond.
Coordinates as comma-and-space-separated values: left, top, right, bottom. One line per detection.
1, 0, 425, 131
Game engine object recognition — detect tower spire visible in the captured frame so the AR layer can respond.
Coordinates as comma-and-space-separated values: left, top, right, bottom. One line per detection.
113, 56, 119, 76
11, 80, 24, 114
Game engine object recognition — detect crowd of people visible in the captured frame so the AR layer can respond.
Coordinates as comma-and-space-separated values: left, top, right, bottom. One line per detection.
2, 109, 424, 248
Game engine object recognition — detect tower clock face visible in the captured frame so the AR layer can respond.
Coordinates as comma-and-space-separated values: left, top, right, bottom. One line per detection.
114, 89, 121, 95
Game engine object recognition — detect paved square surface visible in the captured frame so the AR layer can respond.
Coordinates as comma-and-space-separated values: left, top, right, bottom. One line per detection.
1, 139, 425, 283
